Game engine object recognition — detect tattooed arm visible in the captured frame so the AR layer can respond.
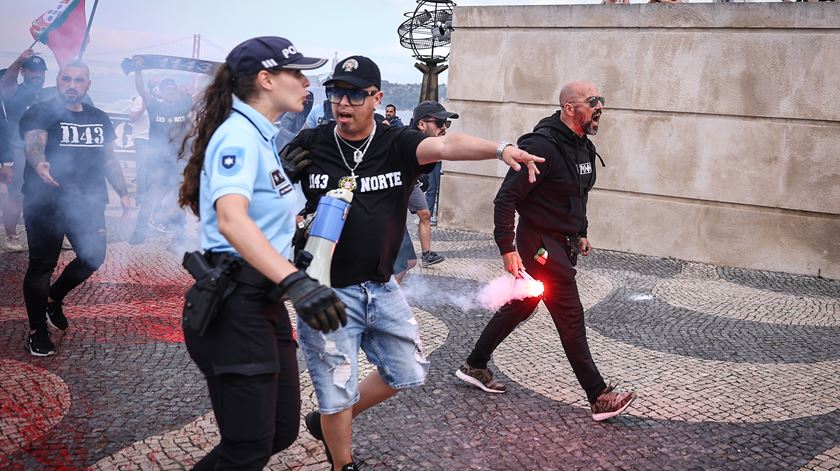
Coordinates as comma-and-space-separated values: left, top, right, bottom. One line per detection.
24, 129, 58, 187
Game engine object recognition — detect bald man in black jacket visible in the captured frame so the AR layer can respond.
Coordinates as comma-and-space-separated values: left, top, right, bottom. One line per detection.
456, 81, 636, 422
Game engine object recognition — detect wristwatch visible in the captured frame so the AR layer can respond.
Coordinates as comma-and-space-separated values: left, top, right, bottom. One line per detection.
1, 162, 13, 167
496, 141, 513, 161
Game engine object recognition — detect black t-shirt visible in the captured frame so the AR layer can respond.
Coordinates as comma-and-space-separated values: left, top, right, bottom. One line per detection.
5, 83, 44, 150
19, 99, 116, 206
0, 100, 11, 164
145, 96, 191, 152
292, 122, 431, 287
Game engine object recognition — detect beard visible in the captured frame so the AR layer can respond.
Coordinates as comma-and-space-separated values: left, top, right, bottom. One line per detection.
25, 77, 45, 88
60, 91, 83, 105
582, 111, 602, 135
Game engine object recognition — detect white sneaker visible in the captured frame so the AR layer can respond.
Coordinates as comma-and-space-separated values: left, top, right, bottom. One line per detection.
3, 235, 25, 252
61, 236, 73, 250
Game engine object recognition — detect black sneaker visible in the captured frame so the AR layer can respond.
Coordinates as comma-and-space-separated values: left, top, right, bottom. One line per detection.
591, 383, 636, 421
27, 329, 56, 357
46, 302, 68, 331
304, 411, 332, 465
340, 463, 359, 471
420, 250, 445, 267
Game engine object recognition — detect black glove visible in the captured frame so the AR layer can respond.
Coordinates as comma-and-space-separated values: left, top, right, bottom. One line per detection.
280, 145, 312, 183
278, 271, 347, 333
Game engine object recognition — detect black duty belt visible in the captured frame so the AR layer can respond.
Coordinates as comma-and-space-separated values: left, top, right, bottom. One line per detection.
206, 252, 273, 290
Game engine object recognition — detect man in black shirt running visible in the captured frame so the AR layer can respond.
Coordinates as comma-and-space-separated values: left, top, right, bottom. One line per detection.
20, 61, 131, 356
290, 55, 543, 471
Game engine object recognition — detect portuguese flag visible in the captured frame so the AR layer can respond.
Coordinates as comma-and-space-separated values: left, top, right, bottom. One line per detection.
29, 0, 88, 67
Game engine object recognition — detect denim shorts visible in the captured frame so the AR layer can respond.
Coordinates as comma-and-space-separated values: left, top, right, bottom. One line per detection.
297, 276, 429, 414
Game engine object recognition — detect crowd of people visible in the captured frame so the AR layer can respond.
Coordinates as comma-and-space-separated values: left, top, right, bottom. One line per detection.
1, 36, 636, 470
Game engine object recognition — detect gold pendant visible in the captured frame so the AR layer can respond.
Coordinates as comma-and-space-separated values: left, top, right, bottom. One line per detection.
338, 175, 357, 192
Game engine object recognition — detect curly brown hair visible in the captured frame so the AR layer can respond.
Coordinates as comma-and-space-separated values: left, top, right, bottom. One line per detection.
178, 64, 264, 217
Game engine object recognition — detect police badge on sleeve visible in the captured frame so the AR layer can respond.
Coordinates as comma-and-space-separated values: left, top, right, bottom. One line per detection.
218, 147, 245, 176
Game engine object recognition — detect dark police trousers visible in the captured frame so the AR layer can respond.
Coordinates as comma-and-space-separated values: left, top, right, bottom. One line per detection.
184, 259, 299, 470
466, 225, 607, 404
22, 200, 106, 331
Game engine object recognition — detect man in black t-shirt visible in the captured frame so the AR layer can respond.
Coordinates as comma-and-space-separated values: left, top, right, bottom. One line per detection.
457, 81, 636, 422
129, 57, 192, 245
287, 55, 543, 471
19, 61, 131, 357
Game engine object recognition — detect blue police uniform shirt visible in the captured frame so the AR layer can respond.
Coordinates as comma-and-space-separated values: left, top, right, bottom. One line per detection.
199, 99, 303, 258
305, 105, 325, 128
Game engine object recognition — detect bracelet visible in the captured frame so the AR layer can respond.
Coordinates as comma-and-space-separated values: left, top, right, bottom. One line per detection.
496, 141, 513, 161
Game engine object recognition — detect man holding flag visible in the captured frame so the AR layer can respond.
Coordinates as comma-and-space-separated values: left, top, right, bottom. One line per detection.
0, 50, 48, 252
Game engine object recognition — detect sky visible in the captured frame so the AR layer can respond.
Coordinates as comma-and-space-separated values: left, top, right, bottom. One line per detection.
0, 0, 605, 85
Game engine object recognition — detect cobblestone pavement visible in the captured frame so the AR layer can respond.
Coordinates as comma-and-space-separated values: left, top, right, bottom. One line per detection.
1, 212, 838, 470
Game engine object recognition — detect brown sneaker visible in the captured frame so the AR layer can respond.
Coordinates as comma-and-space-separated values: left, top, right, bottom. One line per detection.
591, 383, 635, 421
455, 363, 506, 393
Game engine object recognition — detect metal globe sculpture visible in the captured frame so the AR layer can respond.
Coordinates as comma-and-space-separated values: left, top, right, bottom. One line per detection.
398, 0, 456, 102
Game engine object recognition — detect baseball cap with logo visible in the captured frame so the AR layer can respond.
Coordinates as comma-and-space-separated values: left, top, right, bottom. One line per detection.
413, 101, 459, 122
323, 55, 381, 90
226, 36, 327, 77
22, 55, 48, 71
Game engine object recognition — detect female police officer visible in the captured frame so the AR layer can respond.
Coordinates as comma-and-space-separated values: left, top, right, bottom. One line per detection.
177, 37, 346, 470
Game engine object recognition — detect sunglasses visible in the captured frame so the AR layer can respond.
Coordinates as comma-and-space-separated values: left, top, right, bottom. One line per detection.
568, 96, 605, 108
423, 118, 451, 129
325, 87, 377, 106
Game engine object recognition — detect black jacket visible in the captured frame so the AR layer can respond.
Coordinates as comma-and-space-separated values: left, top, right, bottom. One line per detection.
494, 111, 602, 255
0, 98, 10, 164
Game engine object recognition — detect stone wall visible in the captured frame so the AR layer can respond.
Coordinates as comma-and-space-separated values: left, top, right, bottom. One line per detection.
441, 3, 840, 279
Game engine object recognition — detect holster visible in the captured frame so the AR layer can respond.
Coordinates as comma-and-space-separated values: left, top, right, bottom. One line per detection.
549, 232, 580, 267
182, 251, 240, 336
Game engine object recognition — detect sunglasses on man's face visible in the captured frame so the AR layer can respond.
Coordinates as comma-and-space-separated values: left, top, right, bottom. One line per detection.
423, 118, 451, 129
569, 96, 606, 108
325, 87, 377, 106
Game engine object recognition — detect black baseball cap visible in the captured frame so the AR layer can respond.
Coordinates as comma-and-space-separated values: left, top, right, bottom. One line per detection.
413, 101, 459, 121
226, 36, 326, 77
323, 56, 381, 90
22, 55, 47, 71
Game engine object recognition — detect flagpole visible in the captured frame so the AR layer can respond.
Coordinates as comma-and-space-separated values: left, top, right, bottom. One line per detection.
77, 0, 100, 60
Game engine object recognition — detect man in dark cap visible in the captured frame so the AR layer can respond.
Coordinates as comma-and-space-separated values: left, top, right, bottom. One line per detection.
287, 55, 543, 471
129, 57, 193, 247
414, 101, 457, 225
392, 101, 458, 280
0, 50, 48, 252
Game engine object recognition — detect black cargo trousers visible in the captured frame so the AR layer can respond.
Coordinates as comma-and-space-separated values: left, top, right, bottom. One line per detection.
185, 258, 300, 471
466, 222, 607, 404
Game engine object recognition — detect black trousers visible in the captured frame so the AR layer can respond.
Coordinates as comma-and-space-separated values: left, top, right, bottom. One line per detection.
133, 143, 185, 237
22, 200, 106, 331
466, 226, 606, 404
186, 280, 300, 470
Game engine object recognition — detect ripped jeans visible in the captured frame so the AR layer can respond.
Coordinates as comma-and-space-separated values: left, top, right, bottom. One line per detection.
297, 276, 429, 414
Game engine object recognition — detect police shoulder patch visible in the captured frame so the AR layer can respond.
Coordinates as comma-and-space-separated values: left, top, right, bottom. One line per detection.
218, 146, 245, 176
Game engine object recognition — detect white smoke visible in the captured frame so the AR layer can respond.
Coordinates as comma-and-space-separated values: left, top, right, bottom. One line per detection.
401, 273, 543, 312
